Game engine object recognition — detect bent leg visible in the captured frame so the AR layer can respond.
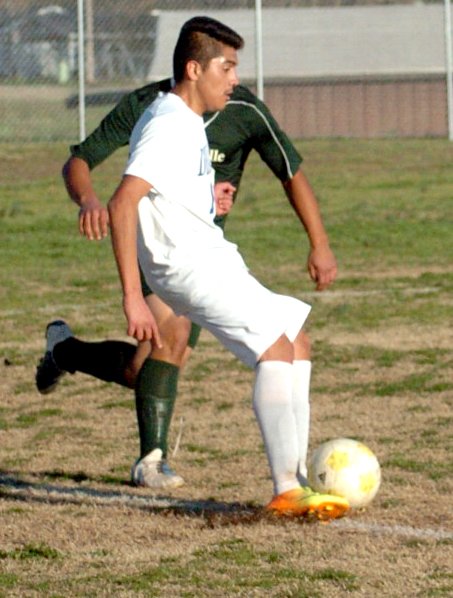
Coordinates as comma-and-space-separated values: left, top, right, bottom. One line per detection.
145, 294, 192, 366
122, 297, 201, 386
53, 337, 138, 389
134, 294, 191, 461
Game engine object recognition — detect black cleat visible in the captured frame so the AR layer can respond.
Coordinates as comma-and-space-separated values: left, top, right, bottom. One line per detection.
35, 320, 73, 394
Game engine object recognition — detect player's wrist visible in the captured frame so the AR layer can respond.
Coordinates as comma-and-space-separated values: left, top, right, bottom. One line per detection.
123, 287, 143, 300
309, 236, 331, 251
78, 194, 104, 211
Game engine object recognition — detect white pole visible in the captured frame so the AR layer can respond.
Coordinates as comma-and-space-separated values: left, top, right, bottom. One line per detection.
86, 0, 95, 84
445, 0, 453, 140
255, 0, 264, 100
77, 0, 86, 141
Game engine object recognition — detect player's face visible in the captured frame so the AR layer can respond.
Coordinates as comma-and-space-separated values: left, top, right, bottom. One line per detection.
198, 45, 239, 113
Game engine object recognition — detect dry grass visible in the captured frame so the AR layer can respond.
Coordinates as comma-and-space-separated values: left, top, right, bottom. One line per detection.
2, 309, 452, 597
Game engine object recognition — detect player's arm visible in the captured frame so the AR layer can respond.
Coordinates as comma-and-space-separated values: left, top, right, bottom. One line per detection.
283, 170, 337, 291
108, 175, 162, 346
63, 156, 109, 241
62, 84, 161, 240
62, 97, 136, 240
243, 89, 337, 290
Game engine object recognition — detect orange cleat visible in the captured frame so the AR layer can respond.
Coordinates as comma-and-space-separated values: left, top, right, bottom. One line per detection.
266, 486, 349, 521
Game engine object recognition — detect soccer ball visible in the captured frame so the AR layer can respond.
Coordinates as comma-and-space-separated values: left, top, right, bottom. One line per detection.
307, 438, 381, 509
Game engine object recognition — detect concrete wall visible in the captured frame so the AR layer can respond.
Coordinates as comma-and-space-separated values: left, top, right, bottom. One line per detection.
264, 76, 447, 138
147, 5, 450, 137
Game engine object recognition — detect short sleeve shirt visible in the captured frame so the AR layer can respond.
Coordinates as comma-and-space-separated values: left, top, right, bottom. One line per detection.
70, 83, 302, 226
126, 93, 230, 270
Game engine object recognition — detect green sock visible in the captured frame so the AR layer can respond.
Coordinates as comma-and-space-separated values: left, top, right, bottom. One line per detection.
135, 358, 179, 459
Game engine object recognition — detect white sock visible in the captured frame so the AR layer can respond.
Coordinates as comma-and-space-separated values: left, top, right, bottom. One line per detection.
292, 360, 312, 485
252, 361, 300, 496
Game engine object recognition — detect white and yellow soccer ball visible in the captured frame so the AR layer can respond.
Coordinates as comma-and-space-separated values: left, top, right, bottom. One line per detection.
308, 438, 381, 509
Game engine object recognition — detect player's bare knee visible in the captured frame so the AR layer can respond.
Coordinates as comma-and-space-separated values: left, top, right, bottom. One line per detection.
171, 318, 192, 359
259, 334, 294, 363
294, 329, 311, 360
153, 317, 191, 365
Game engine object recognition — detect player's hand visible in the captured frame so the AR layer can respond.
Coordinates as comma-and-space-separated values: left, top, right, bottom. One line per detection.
79, 197, 109, 240
214, 181, 236, 216
307, 244, 338, 291
123, 294, 163, 348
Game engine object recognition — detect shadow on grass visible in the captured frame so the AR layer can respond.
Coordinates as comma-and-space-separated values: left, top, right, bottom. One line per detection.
0, 470, 264, 527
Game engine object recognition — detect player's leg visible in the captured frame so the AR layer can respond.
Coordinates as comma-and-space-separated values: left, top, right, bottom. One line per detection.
291, 330, 312, 484
255, 329, 348, 519
129, 293, 202, 487
165, 265, 315, 501
252, 333, 299, 496
34, 256, 156, 391
131, 293, 191, 489
254, 332, 349, 519
148, 257, 347, 512
35, 318, 197, 393
36, 261, 199, 394
35, 303, 198, 489
35, 320, 138, 393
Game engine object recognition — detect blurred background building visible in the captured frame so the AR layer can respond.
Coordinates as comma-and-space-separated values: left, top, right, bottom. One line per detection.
0, 0, 451, 141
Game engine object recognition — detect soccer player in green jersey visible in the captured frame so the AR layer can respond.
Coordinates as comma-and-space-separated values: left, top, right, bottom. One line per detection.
36, 27, 337, 492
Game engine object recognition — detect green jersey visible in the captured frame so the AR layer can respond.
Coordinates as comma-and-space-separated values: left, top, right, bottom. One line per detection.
70, 81, 302, 226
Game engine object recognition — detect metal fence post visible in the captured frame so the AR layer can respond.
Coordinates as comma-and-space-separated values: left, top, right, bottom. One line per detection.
255, 0, 264, 101
444, 0, 453, 141
77, 0, 86, 141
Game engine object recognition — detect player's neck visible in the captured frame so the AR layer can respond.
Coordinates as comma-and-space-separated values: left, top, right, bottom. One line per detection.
171, 82, 205, 116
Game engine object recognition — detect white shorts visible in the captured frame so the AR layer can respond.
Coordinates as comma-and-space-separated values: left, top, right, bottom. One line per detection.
140, 248, 311, 368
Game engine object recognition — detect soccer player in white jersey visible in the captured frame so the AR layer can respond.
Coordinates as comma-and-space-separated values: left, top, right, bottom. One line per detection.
107, 16, 349, 520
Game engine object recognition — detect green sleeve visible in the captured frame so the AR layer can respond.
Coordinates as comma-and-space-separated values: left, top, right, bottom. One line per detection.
69, 79, 171, 170
242, 87, 302, 182
232, 85, 302, 183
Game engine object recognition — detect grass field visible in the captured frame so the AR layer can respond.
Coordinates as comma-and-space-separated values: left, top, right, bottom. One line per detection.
1, 138, 452, 597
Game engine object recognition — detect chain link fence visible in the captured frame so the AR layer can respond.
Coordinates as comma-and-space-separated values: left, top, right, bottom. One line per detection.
1, 0, 451, 142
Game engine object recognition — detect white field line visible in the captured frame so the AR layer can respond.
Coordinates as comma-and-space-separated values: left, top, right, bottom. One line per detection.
331, 518, 453, 541
1, 475, 452, 540
0, 475, 251, 514
0, 287, 441, 320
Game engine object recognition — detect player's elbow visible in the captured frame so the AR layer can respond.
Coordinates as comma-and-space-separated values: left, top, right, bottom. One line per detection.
61, 157, 71, 182
62, 156, 90, 182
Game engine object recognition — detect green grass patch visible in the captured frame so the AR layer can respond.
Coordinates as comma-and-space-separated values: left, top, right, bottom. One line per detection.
107, 539, 359, 596
0, 543, 61, 561
385, 455, 451, 481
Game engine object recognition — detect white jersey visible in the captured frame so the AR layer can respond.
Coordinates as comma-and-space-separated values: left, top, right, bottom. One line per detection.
126, 92, 238, 272
125, 91, 311, 368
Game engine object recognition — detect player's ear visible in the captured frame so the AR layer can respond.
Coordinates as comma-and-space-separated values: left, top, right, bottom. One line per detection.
186, 60, 202, 81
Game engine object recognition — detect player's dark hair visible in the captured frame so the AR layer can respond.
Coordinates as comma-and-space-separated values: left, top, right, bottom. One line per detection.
173, 16, 244, 83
